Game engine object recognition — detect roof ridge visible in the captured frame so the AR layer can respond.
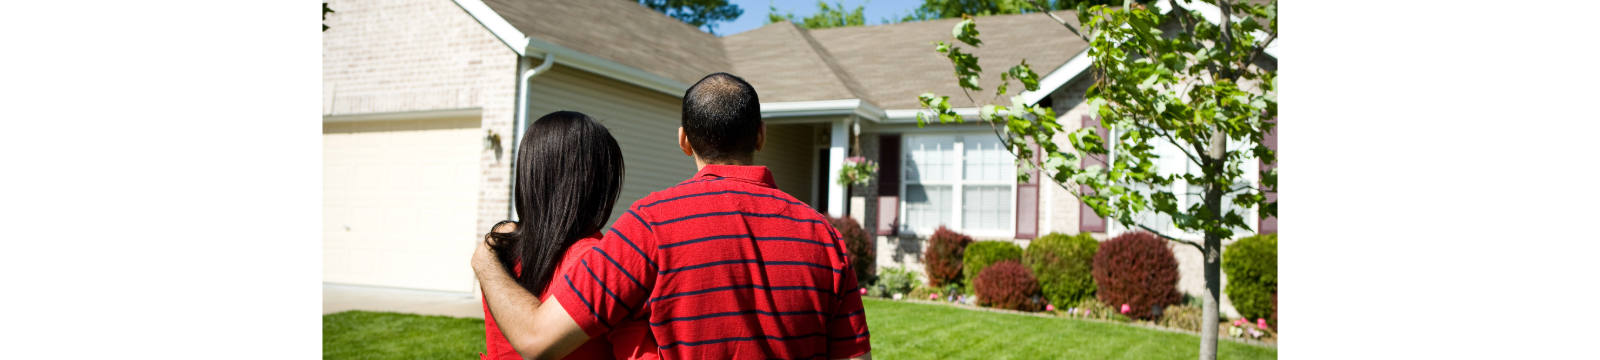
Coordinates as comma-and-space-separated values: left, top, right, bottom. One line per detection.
790, 24, 876, 106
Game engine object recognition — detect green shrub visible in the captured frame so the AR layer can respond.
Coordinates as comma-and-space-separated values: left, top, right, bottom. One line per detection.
962, 240, 1024, 294
1223, 233, 1277, 326
1158, 305, 1203, 332
922, 226, 973, 288
1023, 232, 1099, 309
877, 265, 922, 298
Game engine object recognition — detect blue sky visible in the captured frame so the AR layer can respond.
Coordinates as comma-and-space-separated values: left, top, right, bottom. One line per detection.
715, 0, 926, 36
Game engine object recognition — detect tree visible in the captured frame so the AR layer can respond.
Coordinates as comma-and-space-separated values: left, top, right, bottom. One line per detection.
916, 1, 1275, 359
323, 2, 334, 32
768, 1, 867, 29
892, 0, 1122, 23
637, 0, 744, 35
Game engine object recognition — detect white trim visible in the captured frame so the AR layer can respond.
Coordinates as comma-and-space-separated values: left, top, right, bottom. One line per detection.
761, 99, 884, 122
882, 108, 981, 123
452, 0, 691, 96
450, 0, 527, 56
523, 37, 690, 96
826, 118, 850, 216
322, 108, 482, 123
1019, 49, 1092, 106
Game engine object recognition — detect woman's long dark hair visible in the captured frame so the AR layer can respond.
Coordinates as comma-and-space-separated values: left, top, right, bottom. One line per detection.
486, 111, 625, 296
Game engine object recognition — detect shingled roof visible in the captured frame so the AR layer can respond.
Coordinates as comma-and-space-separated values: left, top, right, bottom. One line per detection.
480, 0, 731, 85
722, 21, 872, 104
794, 11, 1089, 109
471, 2, 1088, 110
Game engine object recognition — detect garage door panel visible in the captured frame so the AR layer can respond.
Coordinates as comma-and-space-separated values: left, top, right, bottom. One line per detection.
324, 116, 481, 293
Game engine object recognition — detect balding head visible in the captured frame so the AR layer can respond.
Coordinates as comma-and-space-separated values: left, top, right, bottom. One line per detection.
681, 73, 762, 162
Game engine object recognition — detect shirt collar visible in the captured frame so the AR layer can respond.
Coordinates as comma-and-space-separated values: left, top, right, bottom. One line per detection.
693, 164, 777, 188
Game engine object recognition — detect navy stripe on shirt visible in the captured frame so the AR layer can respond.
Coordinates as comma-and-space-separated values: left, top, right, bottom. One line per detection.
658, 259, 841, 275
592, 246, 647, 293
650, 211, 825, 227
626, 210, 652, 232
648, 284, 836, 304
609, 228, 660, 271
832, 309, 864, 319
657, 332, 827, 349
648, 309, 828, 326
579, 258, 634, 314
829, 330, 870, 342
639, 190, 807, 208
673, 176, 725, 187
658, 234, 748, 249
563, 274, 610, 329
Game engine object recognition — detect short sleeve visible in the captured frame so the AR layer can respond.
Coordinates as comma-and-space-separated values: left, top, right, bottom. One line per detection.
553, 207, 660, 338
826, 259, 871, 358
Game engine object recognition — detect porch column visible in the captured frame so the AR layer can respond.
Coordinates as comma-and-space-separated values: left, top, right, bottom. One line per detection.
826, 117, 849, 216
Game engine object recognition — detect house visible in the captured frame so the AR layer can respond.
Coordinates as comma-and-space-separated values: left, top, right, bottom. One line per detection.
322, 0, 1276, 315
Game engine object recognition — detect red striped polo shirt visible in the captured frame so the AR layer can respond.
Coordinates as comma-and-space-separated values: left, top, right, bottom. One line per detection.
554, 164, 871, 360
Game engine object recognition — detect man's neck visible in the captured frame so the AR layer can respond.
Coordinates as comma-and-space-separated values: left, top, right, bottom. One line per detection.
693, 156, 755, 171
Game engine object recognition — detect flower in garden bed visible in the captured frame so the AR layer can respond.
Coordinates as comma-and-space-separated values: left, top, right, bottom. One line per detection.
1045, 304, 1055, 311
859, 288, 868, 295
1257, 318, 1269, 330
1120, 304, 1130, 314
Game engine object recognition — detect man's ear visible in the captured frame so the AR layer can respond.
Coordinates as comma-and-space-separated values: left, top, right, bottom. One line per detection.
755, 122, 766, 152
678, 127, 695, 157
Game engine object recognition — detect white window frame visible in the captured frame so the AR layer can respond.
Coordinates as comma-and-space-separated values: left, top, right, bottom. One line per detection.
1105, 125, 1261, 240
898, 132, 1018, 239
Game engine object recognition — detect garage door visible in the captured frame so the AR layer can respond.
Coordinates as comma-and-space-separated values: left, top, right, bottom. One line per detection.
323, 117, 481, 292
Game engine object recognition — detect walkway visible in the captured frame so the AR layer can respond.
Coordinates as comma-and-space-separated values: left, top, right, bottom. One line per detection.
322, 283, 484, 319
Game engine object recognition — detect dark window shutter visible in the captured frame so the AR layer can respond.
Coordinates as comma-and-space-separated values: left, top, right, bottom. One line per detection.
1259, 117, 1277, 233
1079, 115, 1108, 233
1015, 141, 1040, 239
876, 134, 902, 235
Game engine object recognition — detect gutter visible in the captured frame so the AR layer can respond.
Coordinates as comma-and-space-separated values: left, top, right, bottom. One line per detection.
508, 54, 555, 220
760, 99, 884, 122
452, 0, 691, 98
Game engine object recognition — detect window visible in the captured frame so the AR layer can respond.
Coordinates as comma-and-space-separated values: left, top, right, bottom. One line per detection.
902, 133, 1016, 236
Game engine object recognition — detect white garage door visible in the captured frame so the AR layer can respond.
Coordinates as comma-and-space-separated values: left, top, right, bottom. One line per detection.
323, 117, 481, 292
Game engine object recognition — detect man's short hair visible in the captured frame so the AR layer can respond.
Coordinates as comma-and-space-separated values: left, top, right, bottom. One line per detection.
682, 73, 762, 161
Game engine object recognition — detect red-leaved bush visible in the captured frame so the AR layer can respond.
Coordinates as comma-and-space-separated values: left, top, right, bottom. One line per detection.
923, 226, 973, 288
1091, 231, 1181, 320
974, 260, 1042, 311
827, 215, 875, 284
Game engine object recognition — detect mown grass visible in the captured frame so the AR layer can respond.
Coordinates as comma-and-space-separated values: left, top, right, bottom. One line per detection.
323, 311, 484, 360
323, 299, 1276, 360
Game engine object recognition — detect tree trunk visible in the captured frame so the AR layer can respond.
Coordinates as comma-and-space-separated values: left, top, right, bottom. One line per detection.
1197, 129, 1228, 360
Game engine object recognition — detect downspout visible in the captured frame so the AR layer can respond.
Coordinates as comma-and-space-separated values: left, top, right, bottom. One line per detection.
508, 54, 556, 221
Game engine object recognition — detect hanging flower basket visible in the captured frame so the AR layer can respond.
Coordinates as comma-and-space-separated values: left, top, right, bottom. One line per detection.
837, 156, 878, 186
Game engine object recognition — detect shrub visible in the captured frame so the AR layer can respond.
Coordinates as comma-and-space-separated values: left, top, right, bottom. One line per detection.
962, 240, 1023, 294
876, 265, 921, 297
922, 226, 973, 288
1023, 232, 1099, 309
1158, 305, 1203, 332
973, 260, 1042, 311
827, 215, 875, 285
1223, 233, 1277, 326
1072, 297, 1132, 322
1092, 231, 1181, 321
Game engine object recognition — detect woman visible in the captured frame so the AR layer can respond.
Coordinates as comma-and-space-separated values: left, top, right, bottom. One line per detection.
480, 111, 655, 360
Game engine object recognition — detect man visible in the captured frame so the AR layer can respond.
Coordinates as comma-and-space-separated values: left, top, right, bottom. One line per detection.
473, 73, 872, 360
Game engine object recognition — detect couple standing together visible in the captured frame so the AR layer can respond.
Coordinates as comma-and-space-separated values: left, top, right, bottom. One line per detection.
472, 73, 873, 360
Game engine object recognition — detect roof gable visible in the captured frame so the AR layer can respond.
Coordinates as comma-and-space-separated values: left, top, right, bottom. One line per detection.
480, 0, 730, 85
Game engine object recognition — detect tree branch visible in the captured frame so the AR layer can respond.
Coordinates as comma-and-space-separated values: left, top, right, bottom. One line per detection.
1024, 0, 1091, 43
1241, 31, 1277, 75
1138, 224, 1204, 253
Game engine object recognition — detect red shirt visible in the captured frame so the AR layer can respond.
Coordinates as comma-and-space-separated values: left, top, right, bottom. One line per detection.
553, 165, 872, 360
482, 234, 658, 360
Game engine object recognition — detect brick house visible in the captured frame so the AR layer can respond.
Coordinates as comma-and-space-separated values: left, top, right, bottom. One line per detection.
322, 0, 1275, 314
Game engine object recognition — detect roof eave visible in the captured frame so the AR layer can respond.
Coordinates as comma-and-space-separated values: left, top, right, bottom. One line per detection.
760, 99, 885, 122
453, 0, 691, 97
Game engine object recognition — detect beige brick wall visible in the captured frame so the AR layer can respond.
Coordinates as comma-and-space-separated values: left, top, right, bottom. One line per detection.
322, 0, 519, 236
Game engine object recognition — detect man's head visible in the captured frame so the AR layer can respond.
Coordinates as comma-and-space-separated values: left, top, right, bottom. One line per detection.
680, 72, 763, 164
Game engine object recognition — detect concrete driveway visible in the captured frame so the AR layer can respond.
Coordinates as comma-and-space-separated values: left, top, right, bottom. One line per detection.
323, 283, 484, 319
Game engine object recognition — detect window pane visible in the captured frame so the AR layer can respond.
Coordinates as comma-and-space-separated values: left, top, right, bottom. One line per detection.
904, 184, 952, 230
905, 135, 956, 182
962, 185, 1012, 231
963, 135, 1011, 181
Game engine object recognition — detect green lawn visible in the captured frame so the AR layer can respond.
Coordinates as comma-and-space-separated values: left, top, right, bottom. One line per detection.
324, 299, 1276, 360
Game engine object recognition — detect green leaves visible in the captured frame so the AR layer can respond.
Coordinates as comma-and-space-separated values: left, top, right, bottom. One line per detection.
920, 1, 1277, 241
